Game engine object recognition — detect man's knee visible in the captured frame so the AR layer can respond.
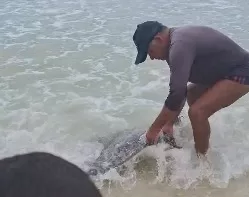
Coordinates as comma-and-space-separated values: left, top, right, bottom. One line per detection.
187, 84, 210, 120
188, 104, 206, 120
187, 84, 195, 106
187, 84, 209, 106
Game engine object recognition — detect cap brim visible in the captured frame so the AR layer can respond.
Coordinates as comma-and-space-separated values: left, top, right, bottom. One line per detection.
135, 50, 147, 65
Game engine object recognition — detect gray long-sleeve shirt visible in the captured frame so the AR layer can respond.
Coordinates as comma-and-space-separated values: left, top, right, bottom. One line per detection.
164, 25, 249, 111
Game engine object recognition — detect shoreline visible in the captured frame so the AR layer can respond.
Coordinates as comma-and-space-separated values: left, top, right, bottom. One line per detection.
100, 170, 249, 197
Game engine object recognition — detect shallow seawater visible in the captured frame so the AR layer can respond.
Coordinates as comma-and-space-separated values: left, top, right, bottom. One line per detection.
1, 0, 249, 196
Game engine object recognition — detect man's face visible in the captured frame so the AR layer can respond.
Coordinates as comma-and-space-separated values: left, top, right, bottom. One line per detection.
147, 35, 168, 61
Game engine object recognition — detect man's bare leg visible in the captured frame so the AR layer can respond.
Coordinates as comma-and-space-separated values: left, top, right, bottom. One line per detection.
188, 79, 249, 155
187, 83, 210, 106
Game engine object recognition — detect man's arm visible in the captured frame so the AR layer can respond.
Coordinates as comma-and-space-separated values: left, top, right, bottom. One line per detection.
147, 105, 180, 135
146, 40, 196, 142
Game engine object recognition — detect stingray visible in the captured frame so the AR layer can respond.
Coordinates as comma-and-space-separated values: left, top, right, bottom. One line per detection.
86, 129, 182, 176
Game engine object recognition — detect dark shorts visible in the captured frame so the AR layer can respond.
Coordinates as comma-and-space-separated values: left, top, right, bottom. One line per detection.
224, 75, 249, 85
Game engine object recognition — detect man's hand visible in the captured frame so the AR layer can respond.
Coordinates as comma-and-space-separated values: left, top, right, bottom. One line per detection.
145, 124, 182, 148
145, 129, 160, 145
145, 105, 179, 143
162, 123, 174, 136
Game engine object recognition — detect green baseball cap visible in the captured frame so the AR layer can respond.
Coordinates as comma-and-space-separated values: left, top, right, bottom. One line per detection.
133, 21, 164, 65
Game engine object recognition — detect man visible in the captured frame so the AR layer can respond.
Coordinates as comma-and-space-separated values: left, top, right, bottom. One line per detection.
133, 21, 249, 156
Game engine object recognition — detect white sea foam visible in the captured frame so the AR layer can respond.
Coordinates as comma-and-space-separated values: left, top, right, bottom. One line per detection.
2, 0, 249, 196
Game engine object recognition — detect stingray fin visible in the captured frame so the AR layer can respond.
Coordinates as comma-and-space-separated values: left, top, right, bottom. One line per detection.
162, 133, 182, 149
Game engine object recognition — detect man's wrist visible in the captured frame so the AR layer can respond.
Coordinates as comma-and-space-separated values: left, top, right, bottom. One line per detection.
147, 106, 173, 133
163, 104, 181, 125
147, 125, 161, 135
147, 104, 180, 134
